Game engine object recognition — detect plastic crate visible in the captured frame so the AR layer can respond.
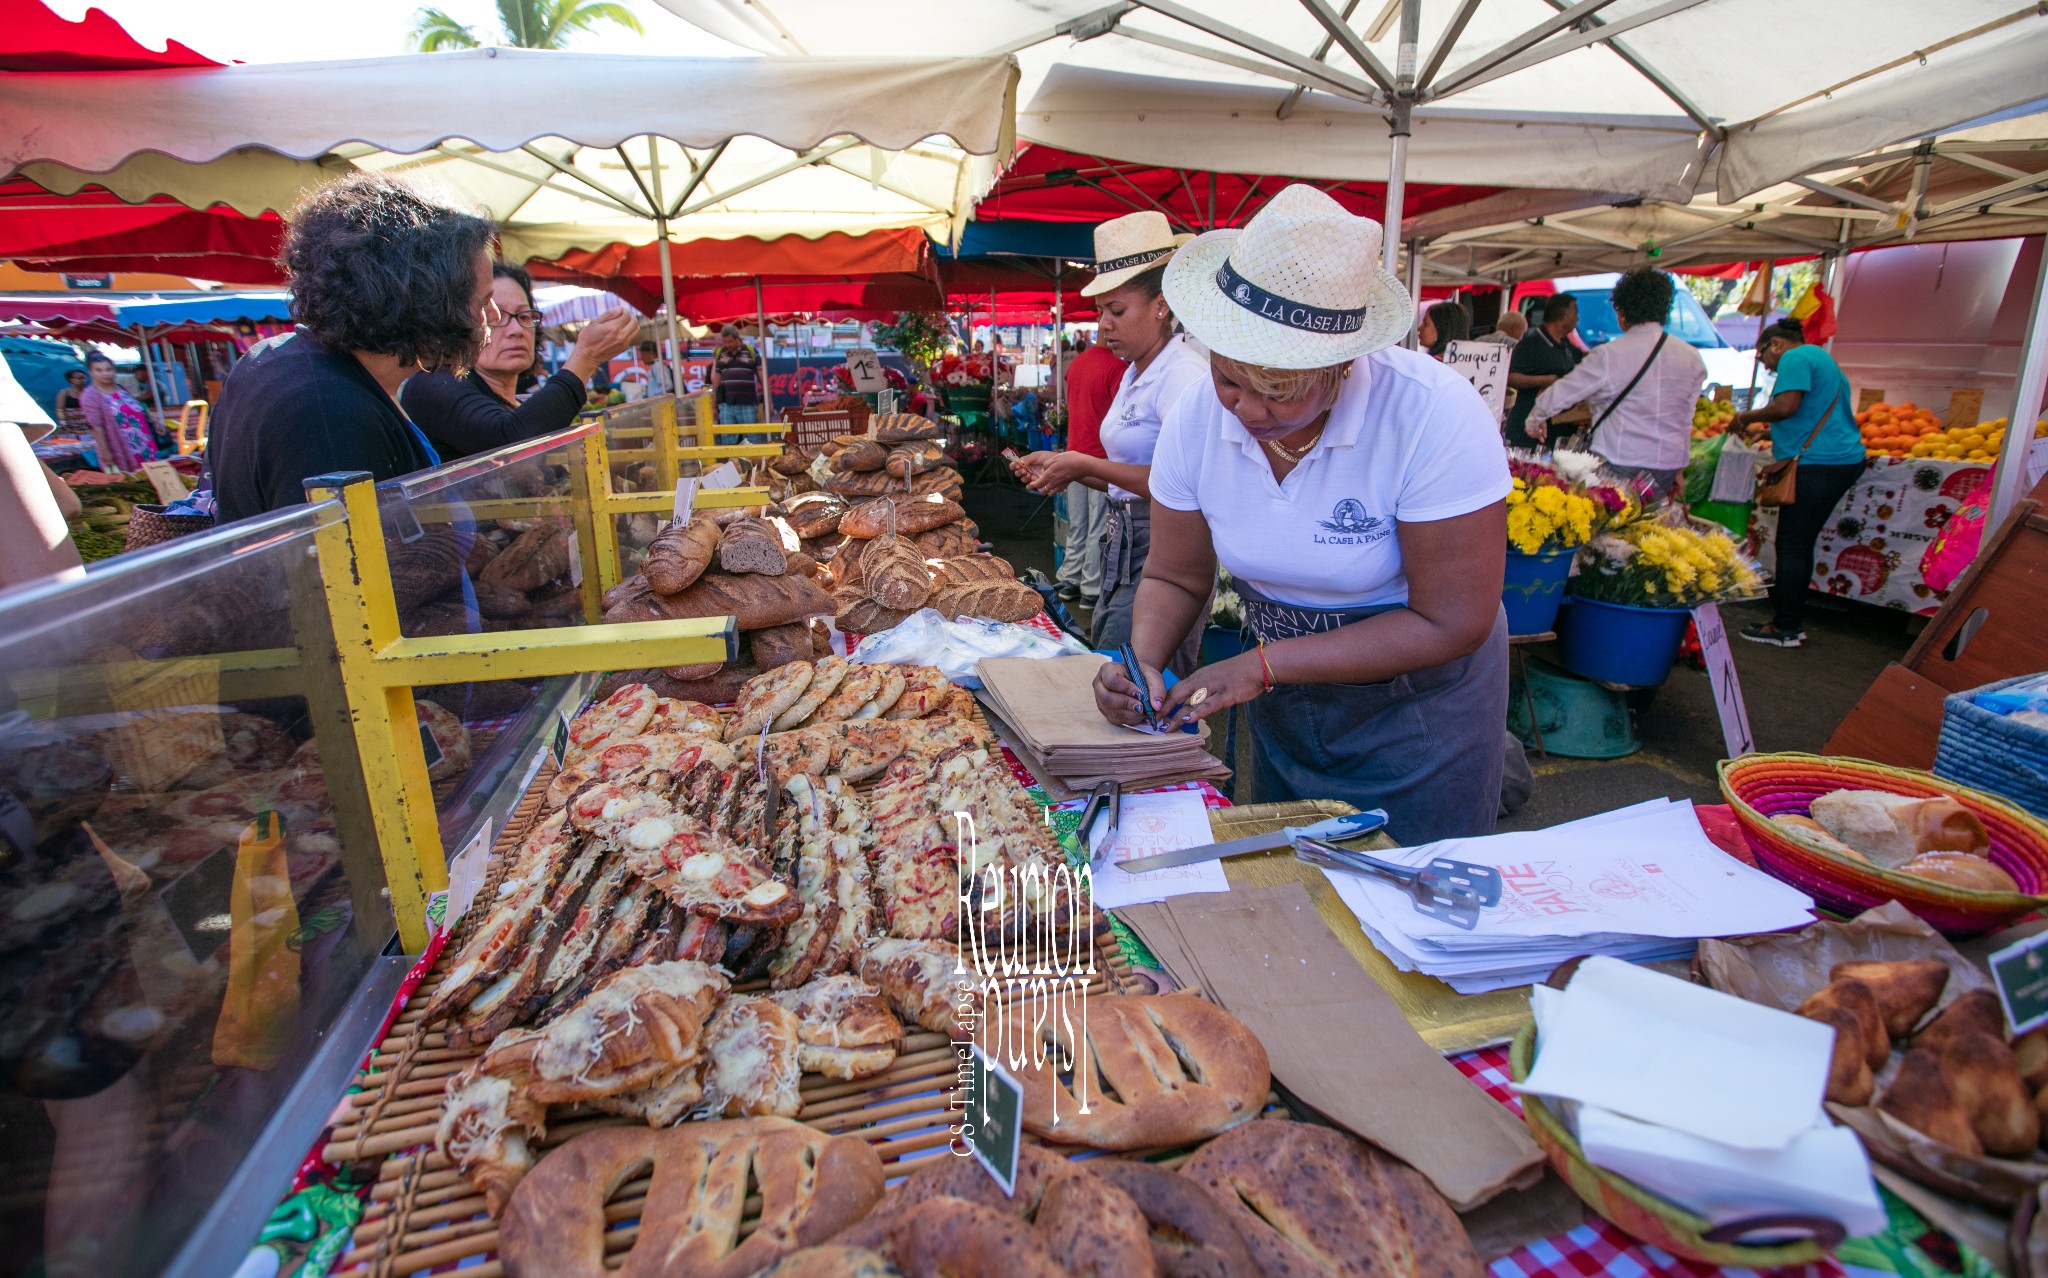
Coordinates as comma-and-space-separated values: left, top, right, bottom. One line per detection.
782, 404, 869, 450
1935, 675, 2048, 818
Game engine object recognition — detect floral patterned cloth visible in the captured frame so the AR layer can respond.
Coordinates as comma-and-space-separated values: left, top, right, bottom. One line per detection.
1808, 458, 1989, 615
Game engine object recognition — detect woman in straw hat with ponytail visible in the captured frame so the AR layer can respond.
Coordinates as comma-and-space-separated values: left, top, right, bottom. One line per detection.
1094, 185, 1513, 845
1012, 210, 1209, 669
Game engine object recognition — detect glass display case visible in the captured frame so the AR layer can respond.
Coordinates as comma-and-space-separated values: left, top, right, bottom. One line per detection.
0, 501, 403, 1278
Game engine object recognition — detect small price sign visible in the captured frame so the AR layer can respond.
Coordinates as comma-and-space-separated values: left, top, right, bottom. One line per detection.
844, 347, 887, 394
1991, 931, 2048, 1036
1692, 603, 1754, 758
140, 459, 189, 505
962, 1045, 1023, 1195
443, 822, 493, 928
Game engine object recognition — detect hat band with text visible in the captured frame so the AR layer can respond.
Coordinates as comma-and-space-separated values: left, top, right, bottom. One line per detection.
1093, 247, 1174, 274
1214, 258, 1368, 334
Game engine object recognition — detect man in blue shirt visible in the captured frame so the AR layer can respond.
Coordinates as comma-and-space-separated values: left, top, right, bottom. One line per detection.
1729, 317, 1867, 648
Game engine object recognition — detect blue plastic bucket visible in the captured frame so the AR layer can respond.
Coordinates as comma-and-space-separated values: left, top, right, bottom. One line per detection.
1502, 548, 1575, 636
1201, 625, 1252, 667
1557, 597, 1693, 687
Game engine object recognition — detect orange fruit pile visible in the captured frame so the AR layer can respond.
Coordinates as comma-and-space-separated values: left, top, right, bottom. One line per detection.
1855, 401, 1944, 459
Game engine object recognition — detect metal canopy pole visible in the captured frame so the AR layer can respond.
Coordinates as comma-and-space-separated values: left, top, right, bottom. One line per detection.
1379, 0, 1420, 278
1745, 259, 1774, 404
644, 139, 687, 399
1404, 240, 1422, 348
753, 277, 773, 424
1990, 236, 2048, 528
131, 324, 172, 446
1053, 261, 1065, 413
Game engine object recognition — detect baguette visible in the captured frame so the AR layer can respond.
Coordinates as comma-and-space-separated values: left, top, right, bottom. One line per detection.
840, 496, 966, 540
749, 622, 816, 670
653, 571, 833, 631
861, 536, 933, 611
644, 517, 721, 594
929, 580, 1040, 623
929, 554, 1014, 587
830, 439, 889, 473
718, 518, 789, 576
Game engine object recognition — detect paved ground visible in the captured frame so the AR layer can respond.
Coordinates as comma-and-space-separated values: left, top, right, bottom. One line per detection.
962, 480, 1917, 830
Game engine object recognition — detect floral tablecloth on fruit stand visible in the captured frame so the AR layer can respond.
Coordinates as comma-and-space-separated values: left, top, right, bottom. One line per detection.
1809, 458, 1991, 615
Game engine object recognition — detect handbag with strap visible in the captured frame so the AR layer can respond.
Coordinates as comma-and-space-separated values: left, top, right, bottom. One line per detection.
1754, 386, 1843, 509
1559, 331, 1668, 453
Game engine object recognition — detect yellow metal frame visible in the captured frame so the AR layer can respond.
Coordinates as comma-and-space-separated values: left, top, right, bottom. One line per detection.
307, 469, 736, 953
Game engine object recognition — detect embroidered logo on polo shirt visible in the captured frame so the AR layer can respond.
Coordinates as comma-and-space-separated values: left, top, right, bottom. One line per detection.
1315, 498, 1389, 546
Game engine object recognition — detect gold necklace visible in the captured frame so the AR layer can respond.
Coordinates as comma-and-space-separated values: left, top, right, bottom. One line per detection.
1263, 422, 1326, 463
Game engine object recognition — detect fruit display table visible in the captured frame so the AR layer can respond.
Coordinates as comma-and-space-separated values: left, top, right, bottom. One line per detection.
1808, 457, 1991, 614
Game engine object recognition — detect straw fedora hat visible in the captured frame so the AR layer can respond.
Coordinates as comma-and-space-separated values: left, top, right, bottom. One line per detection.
1162, 184, 1411, 369
1081, 210, 1193, 297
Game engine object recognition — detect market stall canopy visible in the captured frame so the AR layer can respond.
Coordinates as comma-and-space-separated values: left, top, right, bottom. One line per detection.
0, 51, 1017, 252
657, 0, 2048, 205
1412, 111, 2048, 281
528, 227, 932, 312
112, 292, 293, 327
0, 175, 287, 285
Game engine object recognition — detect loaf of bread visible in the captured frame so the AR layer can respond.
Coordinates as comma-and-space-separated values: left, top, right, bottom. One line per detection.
388, 527, 473, 612
645, 518, 722, 594
654, 571, 833, 631
885, 441, 947, 478
529, 583, 585, 623
913, 523, 980, 559
909, 466, 963, 497
478, 526, 569, 592
471, 581, 534, 619
1796, 981, 1885, 1105
840, 496, 965, 539
823, 469, 907, 499
784, 551, 823, 582
930, 554, 1014, 587
782, 495, 847, 540
872, 413, 944, 443
830, 439, 888, 473
820, 433, 868, 456
768, 446, 812, 476
1808, 789, 1990, 868
601, 578, 664, 625
861, 536, 933, 611
930, 580, 1040, 623
835, 594, 915, 635
719, 518, 789, 576
750, 622, 816, 670
1901, 850, 2020, 894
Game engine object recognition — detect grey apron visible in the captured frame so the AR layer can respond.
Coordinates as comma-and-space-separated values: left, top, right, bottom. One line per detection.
1238, 580, 1509, 846
1094, 497, 1202, 676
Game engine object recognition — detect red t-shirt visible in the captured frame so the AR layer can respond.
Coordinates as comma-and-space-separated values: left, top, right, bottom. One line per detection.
1063, 344, 1128, 459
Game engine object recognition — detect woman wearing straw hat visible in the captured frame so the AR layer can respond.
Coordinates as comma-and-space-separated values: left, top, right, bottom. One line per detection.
1012, 211, 1210, 668
1094, 185, 1513, 845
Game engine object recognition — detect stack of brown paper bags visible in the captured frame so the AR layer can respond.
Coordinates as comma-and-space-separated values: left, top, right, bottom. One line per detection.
975, 654, 1229, 790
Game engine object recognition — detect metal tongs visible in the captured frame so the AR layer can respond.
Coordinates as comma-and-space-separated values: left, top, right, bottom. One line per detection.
1290, 834, 1503, 931
1078, 779, 1122, 868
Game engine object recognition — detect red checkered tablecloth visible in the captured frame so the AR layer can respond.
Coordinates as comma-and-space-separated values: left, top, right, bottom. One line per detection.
1453, 1046, 1848, 1278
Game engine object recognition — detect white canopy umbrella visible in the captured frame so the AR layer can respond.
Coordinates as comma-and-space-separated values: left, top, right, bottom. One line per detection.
657, 0, 2048, 254
0, 49, 1018, 390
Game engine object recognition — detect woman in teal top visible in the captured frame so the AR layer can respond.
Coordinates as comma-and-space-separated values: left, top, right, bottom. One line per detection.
1730, 317, 1866, 648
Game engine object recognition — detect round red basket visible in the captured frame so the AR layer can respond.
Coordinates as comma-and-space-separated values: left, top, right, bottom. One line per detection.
1719, 753, 2048, 937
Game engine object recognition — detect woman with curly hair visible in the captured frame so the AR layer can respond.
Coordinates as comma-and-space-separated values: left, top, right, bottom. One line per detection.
206, 172, 497, 523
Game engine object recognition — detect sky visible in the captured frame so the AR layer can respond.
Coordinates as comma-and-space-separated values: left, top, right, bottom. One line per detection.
45, 0, 752, 63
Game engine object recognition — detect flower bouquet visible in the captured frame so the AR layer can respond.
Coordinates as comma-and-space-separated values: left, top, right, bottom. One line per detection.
1560, 516, 1765, 685
1500, 456, 1648, 634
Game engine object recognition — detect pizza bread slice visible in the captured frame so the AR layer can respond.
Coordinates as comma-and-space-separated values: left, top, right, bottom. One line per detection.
700, 994, 803, 1117
565, 683, 659, 764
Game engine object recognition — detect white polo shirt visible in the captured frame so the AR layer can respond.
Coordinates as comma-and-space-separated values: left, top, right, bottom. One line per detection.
1097, 335, 1211, 501
1151, 346, 1511, 610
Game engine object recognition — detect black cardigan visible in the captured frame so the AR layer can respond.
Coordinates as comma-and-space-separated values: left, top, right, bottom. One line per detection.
400, 367, 586, 461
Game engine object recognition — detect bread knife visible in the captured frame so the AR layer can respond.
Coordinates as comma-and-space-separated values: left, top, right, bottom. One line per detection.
1113, 809, 1388, 874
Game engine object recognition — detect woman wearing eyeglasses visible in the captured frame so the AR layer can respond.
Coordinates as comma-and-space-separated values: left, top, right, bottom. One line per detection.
402, 262, 640, 460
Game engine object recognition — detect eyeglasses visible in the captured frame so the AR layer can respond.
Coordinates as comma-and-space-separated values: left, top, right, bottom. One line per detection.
489, 309, 545, 331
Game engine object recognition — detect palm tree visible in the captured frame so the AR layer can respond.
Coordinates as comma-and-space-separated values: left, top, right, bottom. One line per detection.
408, 0, 644, 52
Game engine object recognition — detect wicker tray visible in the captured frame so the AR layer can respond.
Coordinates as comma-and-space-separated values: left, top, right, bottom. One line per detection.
330, 755, 1250, 1278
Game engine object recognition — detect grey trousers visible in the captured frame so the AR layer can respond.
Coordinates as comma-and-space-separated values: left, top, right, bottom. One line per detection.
1056, 481, 1107, 596
1093, 497, 1202, 675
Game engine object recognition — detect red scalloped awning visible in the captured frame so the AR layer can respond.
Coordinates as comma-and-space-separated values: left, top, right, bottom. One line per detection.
976, 144, 1502, 228
0, 0, 221, 71
0, 177, 287, 284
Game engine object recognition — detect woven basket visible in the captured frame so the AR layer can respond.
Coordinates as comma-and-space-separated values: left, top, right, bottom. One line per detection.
1935, 677, 2048, 819
1718, 752, 2048, 937
122, 503, 214, 551
1509, 1023, 1834, 1267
